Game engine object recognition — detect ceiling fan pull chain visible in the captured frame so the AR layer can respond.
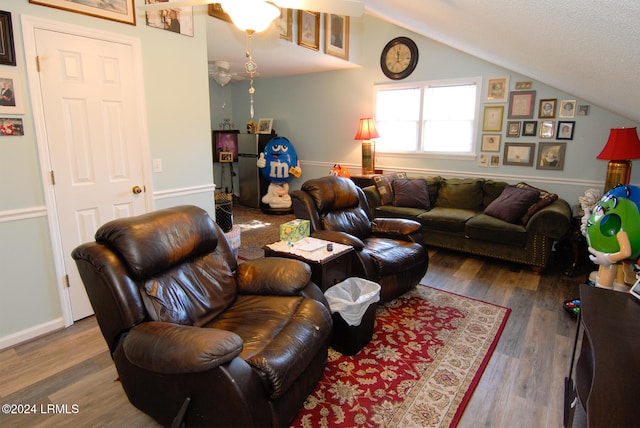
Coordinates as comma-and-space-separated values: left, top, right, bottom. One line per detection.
250, 81, 255, 119
245, 30, 258, 119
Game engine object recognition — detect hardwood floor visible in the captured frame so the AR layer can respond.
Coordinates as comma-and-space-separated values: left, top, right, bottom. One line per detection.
0, 248, 587, 427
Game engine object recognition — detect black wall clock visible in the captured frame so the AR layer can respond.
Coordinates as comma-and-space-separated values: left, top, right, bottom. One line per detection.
380, 37, 419, 80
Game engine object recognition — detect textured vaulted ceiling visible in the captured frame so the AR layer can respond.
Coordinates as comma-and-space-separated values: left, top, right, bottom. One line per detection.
207, 0, 640, 122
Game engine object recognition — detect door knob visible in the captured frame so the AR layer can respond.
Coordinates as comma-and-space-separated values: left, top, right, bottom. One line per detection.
132, 185, 143, 194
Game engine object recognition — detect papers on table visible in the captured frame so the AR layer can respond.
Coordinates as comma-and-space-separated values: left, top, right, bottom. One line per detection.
266, 237, 352, 261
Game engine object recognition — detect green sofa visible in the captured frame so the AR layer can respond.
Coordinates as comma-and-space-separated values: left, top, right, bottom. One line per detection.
362, 175, 572, 272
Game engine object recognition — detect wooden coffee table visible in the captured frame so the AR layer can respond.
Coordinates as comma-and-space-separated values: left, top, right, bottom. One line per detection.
264, 238, 354, 292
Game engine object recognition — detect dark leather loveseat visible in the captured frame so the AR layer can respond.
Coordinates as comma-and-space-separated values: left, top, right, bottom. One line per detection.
71, 205, 332, 427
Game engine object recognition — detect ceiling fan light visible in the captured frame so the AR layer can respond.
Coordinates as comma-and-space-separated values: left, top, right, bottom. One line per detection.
214, 72, 232, 87
220, 0, 280, 33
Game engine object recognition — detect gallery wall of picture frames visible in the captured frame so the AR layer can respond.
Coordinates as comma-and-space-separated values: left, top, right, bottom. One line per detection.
0, 10, 24, 138
480, 76, 588, 171
208, 5, 350, 60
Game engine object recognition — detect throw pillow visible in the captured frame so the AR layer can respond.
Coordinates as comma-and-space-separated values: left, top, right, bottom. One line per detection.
515, 182, 559, 223
436, 178, 485, 211
392, 179, 431, 210
484, 185, 541, 224
373, 172, 408, 205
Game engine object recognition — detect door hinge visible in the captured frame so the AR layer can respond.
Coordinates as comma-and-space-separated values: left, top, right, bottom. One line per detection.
36, 56, 41, 72
50, 170, 55, 185
64, 274, 70, 288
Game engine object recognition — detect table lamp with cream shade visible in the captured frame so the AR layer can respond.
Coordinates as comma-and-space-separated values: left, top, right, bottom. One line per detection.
354, 117, 380, 174
597, 127, 640, 192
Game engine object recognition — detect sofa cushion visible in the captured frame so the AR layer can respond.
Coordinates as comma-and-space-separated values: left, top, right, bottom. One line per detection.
515, 182, 559, 223
392, 179, 431, 210
465, 213, 528, 247
417, 207, 476, 235
372, 172, 407, 205
484, 185, 541, 224
363, 237, 426, 276
436, 178, 485, 211
209, 294, 330, 399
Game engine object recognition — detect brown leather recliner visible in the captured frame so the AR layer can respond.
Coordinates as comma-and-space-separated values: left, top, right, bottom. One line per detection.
291, 176, 429, 302
71, 205, 332, 427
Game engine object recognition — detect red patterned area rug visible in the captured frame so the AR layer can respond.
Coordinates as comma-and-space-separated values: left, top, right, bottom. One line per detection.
291, 284, 510, 428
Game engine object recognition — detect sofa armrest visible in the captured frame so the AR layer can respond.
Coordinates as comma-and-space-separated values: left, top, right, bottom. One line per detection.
526, 199, 572, 239
237, 257, 312, 295
372, 217, 422, 236
122, 322, 243, 374
312, 230, 365, 250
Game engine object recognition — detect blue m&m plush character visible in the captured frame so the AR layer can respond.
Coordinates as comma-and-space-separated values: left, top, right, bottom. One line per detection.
257, 137, 301, 183
603, 184, 640, 212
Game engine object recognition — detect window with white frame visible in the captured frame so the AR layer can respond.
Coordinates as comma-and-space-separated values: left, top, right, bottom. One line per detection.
374, 77, 481, 156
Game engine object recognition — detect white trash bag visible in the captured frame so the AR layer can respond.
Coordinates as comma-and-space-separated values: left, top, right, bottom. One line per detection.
324, 278, 381, 326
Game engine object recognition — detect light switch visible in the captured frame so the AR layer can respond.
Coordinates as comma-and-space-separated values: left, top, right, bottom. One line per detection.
152, 158, 162, 173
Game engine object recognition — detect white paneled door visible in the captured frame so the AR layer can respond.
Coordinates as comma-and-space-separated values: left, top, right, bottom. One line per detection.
34, 28, 149, 321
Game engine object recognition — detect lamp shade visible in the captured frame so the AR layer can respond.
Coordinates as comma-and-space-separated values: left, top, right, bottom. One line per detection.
597, 127, 640, 160
354, 117, 380, 140
220, 0, 280, 33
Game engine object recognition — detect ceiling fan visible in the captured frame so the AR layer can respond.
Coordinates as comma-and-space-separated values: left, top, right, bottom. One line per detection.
209, 60, 255, 87
141, 0, 364, 119
138, 0, 365, 19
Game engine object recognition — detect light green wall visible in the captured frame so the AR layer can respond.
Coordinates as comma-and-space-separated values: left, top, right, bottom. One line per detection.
215, 15, 639, 207
0, 2, 213, 344
0, 218, 58, 334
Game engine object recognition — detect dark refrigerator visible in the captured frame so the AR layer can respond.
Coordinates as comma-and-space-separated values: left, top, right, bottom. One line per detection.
237, 133, 271, 208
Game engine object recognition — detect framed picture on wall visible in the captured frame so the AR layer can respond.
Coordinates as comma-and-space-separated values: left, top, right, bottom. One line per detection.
481, 134, 501, 152
144, 1, 194, 36
557, 121, 575, 140
503, 142, 535, 166
29, 0, 136, 25
507, 90, 536, 119
538, 98, 557, 118
482, 105, 504, 131
298, 10, 320, 50
325, 14, 349, 60
506, 121, 521, 138
485, 76, 509, 102
0, 11, 16, 66
539, 120, 555, 138
537, 142, 566, 170
559, 100, 577, 118
276, 8, 293, 41
0, 117, 24, 136
208, 4, 232, 23
257, 118, 273, 134
522, 121, 538, 136
0, 71, 24, 114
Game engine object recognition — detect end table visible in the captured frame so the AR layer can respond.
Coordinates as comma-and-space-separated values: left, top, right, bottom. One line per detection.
264, 238, 354, 292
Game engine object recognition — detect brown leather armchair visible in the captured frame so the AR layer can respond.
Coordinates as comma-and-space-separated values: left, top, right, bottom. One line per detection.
71, 205, 332, 427
291, 176, 428, 302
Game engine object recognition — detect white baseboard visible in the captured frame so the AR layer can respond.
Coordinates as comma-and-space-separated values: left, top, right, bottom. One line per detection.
0, 318, 65, 350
